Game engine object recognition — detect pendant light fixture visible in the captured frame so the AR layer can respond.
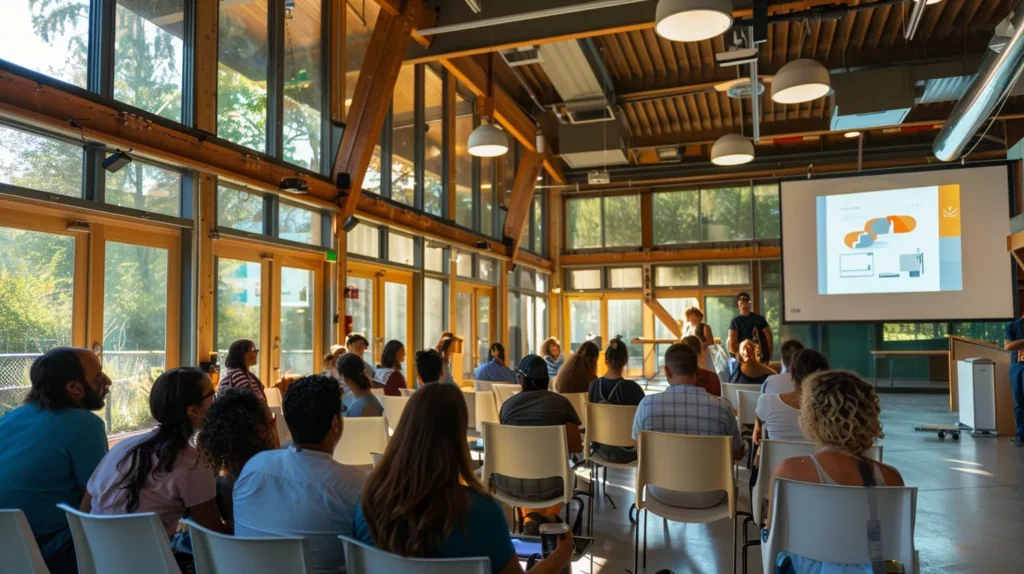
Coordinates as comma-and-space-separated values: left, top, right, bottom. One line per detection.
771, 59, 831, 105
711, 133, 754, 166
655, 0, 733, 43
468, 53, 509, 158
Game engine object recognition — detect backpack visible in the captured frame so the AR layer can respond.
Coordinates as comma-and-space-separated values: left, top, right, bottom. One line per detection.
595, 377, 625, 404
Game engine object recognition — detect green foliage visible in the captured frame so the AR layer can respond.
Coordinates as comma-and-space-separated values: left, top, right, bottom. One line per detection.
603, 195, 641, 247
0, 229, 75, 353
217, 186, 264, 233
702, 186, 753, 242
113, 2, 183, 122
567, 197, 601, 249
754, 184, 781, 240
653, 190, 699, 245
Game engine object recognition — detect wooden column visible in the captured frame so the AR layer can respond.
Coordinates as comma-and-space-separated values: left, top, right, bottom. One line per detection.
547, 189, 564, 340
504, 150, 545, 260
196, 173, 217, 362
640, 191, 654, 249
334, 0, 422, 219
335, 217, 348, 344
642, 264, 682, 339
191, 0, 219, 134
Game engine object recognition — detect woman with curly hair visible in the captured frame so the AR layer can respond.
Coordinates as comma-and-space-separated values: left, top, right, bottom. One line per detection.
197, 388, 279, 523
765, 370, 903, 529
540, 337, 565, 378
554, 340, 599, 394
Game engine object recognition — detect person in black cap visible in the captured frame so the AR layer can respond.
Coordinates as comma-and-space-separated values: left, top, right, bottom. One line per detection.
492, 354, 583, 534
336, 353, 382, 417
728, 291, 773, 363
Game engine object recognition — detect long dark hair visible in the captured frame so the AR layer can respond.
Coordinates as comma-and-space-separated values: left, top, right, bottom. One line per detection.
361, 383, 483, 557
604, 336, 629, 372
225, 339, 255, 370
380, 340, 404, 370
113, 368, 209, 513
555, 340, 599, 394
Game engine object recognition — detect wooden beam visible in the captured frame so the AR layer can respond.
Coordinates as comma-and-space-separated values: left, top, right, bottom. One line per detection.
196, 173, 216, 363
191, 0, 218, 134
505, 150, 545, 260
335, 0, 422, 220
441, 56, 565, 184
561, 245, 781, 267
642, 265, 682, 340
640, 192, 653, 249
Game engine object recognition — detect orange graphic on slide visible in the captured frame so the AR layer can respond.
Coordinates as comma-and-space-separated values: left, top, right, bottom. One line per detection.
843, 215, 918, 248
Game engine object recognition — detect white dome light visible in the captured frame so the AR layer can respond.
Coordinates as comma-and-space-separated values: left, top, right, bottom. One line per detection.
844, 131, 862, 139
771, 59, 831, 105
711, 134, 754, 166
655, 0, 733, 43
468, 122, 509, 158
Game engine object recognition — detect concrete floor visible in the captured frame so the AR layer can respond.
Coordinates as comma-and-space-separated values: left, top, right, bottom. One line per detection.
565, 393, 1024, 574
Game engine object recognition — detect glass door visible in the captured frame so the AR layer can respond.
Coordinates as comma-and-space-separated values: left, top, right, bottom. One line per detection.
454, 283, 496, 382
345, 263, 414, 376
275, 260, 321, 380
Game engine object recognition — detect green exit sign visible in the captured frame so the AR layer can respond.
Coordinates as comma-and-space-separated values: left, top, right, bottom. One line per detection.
325, 249, 338, 262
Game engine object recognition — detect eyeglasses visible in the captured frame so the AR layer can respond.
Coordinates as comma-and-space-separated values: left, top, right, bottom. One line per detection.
200, 390, 216, 402
248, 348, 259, 353
738, 298, 751, 303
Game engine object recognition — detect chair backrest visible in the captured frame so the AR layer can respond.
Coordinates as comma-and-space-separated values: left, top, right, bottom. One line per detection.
764, 479, 916, 568
0, 509, 49, 574
184, 518, 311, 574
333, 417, 389, 466
461, 390, 477, 429
340, 536, 489, 574
382, 395, 411, 434
265, 387, 283, 408
635, 432, 735, 517
737, 390, 760, 427
721, 382, 761, 411
473, 380, 493, 393
561, 392, 588, 430
490, 383, 521, 412
59, 503, 180, 574
481, 423, 572, 505
399, 388, 415, 397
269, 405, 291, 445
371, 452, 384, 467
585, 403, 638, 455
370, 388, 385, 397
474, 391, 498, 432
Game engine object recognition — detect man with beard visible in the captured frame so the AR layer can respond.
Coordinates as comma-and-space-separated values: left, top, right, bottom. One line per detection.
0, 347, 111, 573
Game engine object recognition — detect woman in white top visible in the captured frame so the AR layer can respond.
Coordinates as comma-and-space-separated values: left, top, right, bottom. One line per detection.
753, 348, 830, 444
682, 306, 714, 370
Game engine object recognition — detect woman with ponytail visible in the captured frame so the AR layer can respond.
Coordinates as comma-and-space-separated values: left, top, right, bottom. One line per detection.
83, 367, 227, 543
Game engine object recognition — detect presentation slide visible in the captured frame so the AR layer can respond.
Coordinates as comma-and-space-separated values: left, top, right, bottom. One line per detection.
781, 165, 1014, 323
817, 185, 962, 296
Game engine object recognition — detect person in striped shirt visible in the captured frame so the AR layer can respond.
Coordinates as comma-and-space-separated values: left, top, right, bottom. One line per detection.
219, 339, 266, 401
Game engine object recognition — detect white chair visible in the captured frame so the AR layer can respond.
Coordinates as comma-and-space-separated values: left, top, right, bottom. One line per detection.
399, 387, 415, 397
722, 382, 761, 411
737, 390, 761, 468
269, 405, 291, 445
762, 479, 917, 574
474, 390, 498, 433
370, 388, 385, 397
562, 392, 589, 431
634, 432, 737, 574
333, 416, 389, 466
340, 535, 489, 573
371, 452, 384, 467
491, 383, 521, 413
462, 390, 478, 431
0, 509, 49, 574
184, 518, 312, 574
585, 402, 639, 529
481, 422, 572, 532
265, 387, 283, 408
58, 503, 180, 574
382, 395, 411, 435
473, 380, 494, 393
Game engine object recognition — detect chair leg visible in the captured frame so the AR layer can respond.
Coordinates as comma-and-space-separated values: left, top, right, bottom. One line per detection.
643, 509, 648, 569
634, 506, 640, 574
588, 462, 596, 536
732, 515, 738, 574
628, 502, 637, 525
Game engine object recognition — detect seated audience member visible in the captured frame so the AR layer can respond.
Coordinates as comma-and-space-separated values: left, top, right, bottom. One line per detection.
346, 333, 377, 382
415, 349, 446, 386
84, 367, 226, 557
754, 349, 830, 444
494, 355, 583, 532
541, 337, 565, 378
220, 339, 266, 400
633, 344, 744, 509
0, 348, 110, 573
729, 339, 776, 387
338, 354, 384, 418
682, 335, 722, 397
321, 352, 337, 378
374, 340, 407, 396
554, 340, 599, 394
198, 388, 279, 523
588, 337, 645, 463
354, 383, 573, 574
473, 343, 517, 383
762, 339, 804, 394
233, 375, 367, 574
436, 332, 458, 385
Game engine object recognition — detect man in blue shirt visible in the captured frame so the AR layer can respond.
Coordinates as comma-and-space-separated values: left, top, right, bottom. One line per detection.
1004, 317, 1024, 445
473, 343, 516, 383
0, 348, 111, 573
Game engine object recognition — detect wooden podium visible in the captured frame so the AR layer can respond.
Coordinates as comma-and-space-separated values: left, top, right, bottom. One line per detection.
947, 335, 1015, 436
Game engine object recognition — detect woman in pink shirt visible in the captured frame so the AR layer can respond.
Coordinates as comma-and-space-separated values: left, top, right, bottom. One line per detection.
82, 367, 228, 555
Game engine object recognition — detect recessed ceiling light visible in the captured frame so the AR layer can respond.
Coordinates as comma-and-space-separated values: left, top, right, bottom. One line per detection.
711, 134, 754, 166
772, 59, 831, 105
655, 0, 734, 43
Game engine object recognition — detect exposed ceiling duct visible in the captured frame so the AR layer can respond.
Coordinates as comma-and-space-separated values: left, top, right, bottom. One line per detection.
538, 39, 617, 124
934, 3, 1024, 162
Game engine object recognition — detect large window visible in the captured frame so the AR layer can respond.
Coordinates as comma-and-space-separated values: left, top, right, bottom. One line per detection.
607, 299, 643, 373
655, 264, 700, 287
347, 223, 379, 258
218, 186, 264, 233
567, 195, 640, 249
653, 190, 700, 245
216, 258, 262, 357
656, 297, 699, 371
706, 263, 751, 286
391, 64, 416, 207
347, 276, 374, 359
532, 193, 544, 255
481, 157, 495, 237
105, 159, 181, 216
604, 195, 641, 247
279, 202, 321, 246
569, 299, 600, 351
454, 85, 474, 228
388, 233, 415, 266
423, 277, 446, 350
754, 184, 781, 240
423, 65, 445, 216
0, 125, 83, 198
702, 186, 753, 242
883, 323, 949, 341
280, 267, 314, 376
567, 197, 602, 249
344, 0, 381, 118
113, 0, 185, 122
282, 0, 323, 170
704, 295, 737, 349
3, 0, 90, 88
218, 0, 269, 153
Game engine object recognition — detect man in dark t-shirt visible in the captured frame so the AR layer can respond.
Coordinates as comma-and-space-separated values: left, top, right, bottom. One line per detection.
1003, 317, 1024, 445
728, 291, 773, 363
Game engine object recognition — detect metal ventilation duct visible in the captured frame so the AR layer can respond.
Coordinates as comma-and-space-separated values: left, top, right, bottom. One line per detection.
934, 2, 1024, 162
538, 38, 616, 124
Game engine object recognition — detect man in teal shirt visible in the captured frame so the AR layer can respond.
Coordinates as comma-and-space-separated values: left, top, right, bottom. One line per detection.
0, 348, 111, 573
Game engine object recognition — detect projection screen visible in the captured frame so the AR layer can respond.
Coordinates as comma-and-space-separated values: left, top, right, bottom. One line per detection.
781, 164, 1015, 323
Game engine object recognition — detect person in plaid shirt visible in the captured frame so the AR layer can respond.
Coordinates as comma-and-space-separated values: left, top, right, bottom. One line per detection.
633, 343, 745, 508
